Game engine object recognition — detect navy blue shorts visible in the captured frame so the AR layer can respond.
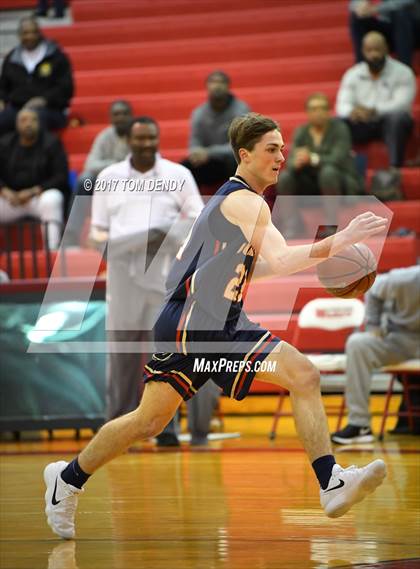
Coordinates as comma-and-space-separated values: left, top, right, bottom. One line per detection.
143, 300, 280, 401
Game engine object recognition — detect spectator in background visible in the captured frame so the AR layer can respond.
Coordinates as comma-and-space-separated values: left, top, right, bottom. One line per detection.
34, 0, 65, 18
336, 31, 416, 168
64, 100, 133, 246
0, 17, 73, 135
349, 0, 420, 68
0, 108, 69, 249
331, 265, 420, 444
182, 70, 250, 189
89, 116, 221, 446
276, 93, 364, 239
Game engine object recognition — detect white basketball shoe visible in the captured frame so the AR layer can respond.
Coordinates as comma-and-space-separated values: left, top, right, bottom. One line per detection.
44, 461, 83, 539
320, 459, 387, 518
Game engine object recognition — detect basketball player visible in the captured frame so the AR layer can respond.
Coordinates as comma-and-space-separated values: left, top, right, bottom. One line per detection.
44, 113, 388, 539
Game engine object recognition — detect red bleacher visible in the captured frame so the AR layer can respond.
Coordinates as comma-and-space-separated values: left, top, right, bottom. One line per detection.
0, 248, 106, 280
0, 0, 32, 8
70, 0, 329, 22
46, 4, 349, 47
41, 0, 419, 192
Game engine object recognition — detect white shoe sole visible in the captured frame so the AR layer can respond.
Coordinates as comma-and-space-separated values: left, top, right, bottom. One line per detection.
325, 459, 387, 518
44, 461, 75, 539
331, 434, 375, 445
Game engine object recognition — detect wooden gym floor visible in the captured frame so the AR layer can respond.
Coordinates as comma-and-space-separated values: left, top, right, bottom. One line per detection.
0, 396, 419, 569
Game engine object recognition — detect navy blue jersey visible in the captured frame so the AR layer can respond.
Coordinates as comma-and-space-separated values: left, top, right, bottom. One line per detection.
146, 175, 281, 401
165, 175, 259, 324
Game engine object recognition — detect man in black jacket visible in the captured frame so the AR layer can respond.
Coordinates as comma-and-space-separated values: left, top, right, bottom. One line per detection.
0, 108, 69, 248
0, 17, 73, 135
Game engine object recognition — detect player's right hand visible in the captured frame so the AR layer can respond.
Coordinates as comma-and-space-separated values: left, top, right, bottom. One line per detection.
344, 211, 388, 243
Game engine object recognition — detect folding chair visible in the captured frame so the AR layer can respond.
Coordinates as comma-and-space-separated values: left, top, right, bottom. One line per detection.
269, 297, 365, 440
378, 359, 420, 440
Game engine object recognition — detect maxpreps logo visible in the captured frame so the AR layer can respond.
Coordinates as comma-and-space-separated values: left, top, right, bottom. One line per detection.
193, 357, 276, 374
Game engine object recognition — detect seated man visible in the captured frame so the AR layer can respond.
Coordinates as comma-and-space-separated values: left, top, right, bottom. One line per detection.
332, 265, 420, 444
349, 0, 420, 68
276, 92, 364, 239
64, 100, 133, 246
336, 31, 416, 168
0, 108, 69, 249
182, 70, 250, 189
0, 16, 73, 135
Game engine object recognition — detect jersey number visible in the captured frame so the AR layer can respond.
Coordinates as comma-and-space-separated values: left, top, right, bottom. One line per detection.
224, 263, 247, 302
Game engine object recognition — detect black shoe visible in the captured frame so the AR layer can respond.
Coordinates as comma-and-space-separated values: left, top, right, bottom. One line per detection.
156, 433, 180, 447
331, 424, 374, 445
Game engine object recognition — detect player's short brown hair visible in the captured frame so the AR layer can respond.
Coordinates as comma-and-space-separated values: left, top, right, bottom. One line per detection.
229, 113, 279, 164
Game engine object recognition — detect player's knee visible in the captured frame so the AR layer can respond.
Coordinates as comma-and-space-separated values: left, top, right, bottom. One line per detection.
292, 361, 320, 394
132, 415, 169, 440
303, 366, 320, 392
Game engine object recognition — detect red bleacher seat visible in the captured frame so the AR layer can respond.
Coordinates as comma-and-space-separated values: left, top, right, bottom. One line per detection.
366, 168, 420, 201
355, 134, 420, 169
70, 81, 340, 124
66, 29, 350, 72
0, 221, 43, 252
71, 0, 321, 22
294, 201, 420, 236
46, 4, 348, 47
0, 249, 107, 280
0, 0, 32, 7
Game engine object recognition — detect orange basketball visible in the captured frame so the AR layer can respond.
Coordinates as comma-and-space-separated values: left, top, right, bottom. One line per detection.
317, 243, 377, 298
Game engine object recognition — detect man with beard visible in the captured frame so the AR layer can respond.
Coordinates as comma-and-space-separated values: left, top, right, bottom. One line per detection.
64, 100, 133, 246
183, 70, 250, 189
336, 31, 416, 168
0, 17, 73, 135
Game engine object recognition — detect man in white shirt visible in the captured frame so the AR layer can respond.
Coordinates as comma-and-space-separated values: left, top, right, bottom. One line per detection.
336, 31, 416, 167
89, 116, 220, 445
